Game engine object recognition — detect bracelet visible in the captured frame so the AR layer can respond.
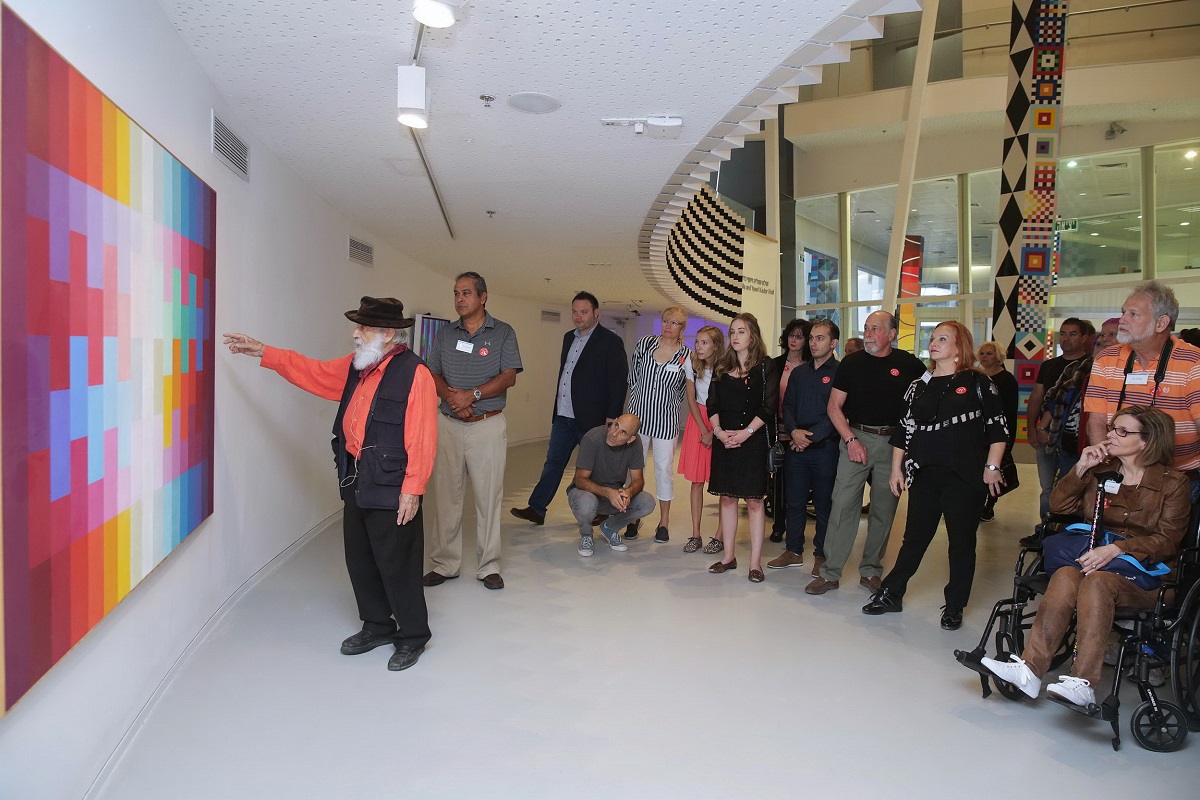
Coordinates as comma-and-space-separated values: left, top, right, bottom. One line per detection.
845, 436, 858, 444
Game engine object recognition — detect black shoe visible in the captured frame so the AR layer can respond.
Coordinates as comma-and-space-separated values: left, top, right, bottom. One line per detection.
510, 506, 545, 525
625, 521, 640, 539
769, 530, 784, 543
862, 587, 903, 615
940, 606, 964, 630
979, 507, 995, 523
1018, 531, 1043, 549
340, 629, 394, 655
655, 525, 669, 543
388, 645, 425, 671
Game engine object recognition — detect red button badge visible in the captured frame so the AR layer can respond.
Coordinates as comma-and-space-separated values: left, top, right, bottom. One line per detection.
479, 347, 490, 357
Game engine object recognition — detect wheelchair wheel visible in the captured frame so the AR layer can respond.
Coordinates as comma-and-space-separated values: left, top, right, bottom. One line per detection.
1048, 619, 1076, 670
1170, 587, 1200, 731
992, 631, 1027, 701
1129, 700, 1188, 752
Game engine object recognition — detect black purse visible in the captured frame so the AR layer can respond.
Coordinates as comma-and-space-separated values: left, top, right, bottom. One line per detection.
763, 362, 785, 475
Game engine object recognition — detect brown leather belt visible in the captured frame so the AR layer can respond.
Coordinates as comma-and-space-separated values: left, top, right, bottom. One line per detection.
444, 408, 503, 424
850, 422, 896, 437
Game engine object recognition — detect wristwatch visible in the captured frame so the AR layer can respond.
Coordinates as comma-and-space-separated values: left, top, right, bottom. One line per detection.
986, 463, 1001, 472
472, 388, 482, 401
845, 436, 858, 445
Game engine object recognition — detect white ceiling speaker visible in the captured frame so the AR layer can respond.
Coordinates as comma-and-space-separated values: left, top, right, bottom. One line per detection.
413, 0, 464, 29
645, 116, 682, 140
397, 64, 429, 129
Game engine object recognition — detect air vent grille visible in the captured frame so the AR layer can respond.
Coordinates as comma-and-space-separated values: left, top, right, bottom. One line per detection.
541, 310, 561, 323
211, 112, 249, 181
348, 236, 375, 267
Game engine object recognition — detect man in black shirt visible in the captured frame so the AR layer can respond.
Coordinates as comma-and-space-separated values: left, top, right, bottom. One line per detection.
1025, 318, 1093, 520
806, 311, 926, 596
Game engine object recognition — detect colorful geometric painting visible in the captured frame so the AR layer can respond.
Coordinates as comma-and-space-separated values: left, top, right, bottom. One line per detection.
1, 7, 216, 714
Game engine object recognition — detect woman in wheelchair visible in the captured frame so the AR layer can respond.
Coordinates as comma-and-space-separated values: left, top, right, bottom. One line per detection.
982, 405, 1191, 707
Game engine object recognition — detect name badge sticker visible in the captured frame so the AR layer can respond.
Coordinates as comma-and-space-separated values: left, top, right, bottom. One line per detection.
1103, 479, 1122, 494
456, 340, 474, 354
665, 364, 681, 373
1124, 373, 1149, 385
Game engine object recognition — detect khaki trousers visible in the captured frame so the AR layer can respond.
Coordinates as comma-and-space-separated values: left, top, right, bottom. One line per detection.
819, 430, 901, 583
427, 412, 507, 579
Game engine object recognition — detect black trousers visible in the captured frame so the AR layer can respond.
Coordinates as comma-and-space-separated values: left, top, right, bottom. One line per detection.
343, 494, 431, 649
881, 465, 985, 610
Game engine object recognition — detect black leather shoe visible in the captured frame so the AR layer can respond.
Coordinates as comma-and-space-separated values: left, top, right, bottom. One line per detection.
862, 587, 903, 615
340, 629, 394, 655
940, 607, 964, 630
387, 645, 425, 671
510, 506, 545, 525
769, 530, 784, 543
422, 571, 457, 587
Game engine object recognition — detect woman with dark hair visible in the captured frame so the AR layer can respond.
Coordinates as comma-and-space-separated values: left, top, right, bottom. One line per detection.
769, 319, 811, 542
981, 406, 1190, 707
707, 313, 778, 582
862, 321, 1009, 629
977, 340, 1017, 522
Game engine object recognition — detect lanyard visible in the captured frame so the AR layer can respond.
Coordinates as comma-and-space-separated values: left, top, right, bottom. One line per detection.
1114, 338, 1173, 411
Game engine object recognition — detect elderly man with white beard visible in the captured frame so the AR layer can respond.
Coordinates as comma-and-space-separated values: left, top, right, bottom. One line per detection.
224, 296, 438, 672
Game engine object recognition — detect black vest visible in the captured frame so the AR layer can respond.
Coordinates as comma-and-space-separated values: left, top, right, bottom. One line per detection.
331, 348, 423, 511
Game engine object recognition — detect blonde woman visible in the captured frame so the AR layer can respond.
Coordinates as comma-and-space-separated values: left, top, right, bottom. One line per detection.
707, 313, 778, 582
679, 325, 726, 553
626, 307, 693, 542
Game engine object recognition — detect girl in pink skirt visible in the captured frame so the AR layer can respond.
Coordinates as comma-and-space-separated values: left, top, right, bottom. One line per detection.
679, 326, 726, 553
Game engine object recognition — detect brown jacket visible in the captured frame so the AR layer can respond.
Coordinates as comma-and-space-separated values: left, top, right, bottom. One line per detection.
1050, 460, 1191, 566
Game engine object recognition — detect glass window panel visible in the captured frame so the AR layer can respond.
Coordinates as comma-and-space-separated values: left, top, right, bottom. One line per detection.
849, 186, 893, 302
969, 170, 1002, 293
1156, 141, 1200, 274
795, 195, 840, 309
1056, 149, 1142, 284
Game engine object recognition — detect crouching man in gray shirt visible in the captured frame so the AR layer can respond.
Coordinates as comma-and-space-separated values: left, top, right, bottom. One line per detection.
566, 414, 655, 557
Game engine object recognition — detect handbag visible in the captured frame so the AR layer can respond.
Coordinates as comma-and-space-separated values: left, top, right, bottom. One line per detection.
996, 449, 1020, 497
762, 363, 784, 476
1040, 473, 1170, 590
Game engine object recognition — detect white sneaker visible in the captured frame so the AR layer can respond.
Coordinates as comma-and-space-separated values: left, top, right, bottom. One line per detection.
1047, 676, 1095, 707
578, 535, 594, 557
980, 654, 1042, 699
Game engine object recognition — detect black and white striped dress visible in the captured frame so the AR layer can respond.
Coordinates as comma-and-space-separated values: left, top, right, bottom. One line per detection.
627, 335, 692, 440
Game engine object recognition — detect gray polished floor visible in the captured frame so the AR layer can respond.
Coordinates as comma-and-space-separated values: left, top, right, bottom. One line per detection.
93, 442, 1199, 799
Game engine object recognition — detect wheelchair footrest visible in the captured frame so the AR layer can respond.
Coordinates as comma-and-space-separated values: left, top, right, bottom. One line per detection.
1047, 692, 1117, 721
954, 648, 991, 677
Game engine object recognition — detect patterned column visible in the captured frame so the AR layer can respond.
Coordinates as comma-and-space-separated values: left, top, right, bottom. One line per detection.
992, 0, 1068, 443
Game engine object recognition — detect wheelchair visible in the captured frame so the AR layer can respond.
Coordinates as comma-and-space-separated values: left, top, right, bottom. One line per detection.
955, 508, 1200, 752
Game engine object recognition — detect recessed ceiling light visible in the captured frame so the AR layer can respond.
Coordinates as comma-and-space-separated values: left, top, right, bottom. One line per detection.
1079, 192, 1086, 196
1186, 150, 1198, 160
508, 92, 561, 114
1090, 232, 1099, 236
1100, 245, 1107, 248
1183, 222, 1192, 227
1067, 160, 1078, 167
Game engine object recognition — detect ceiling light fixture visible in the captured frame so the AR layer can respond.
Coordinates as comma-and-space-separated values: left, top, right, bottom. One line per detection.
1185, 150, 1197, 160
1067, 160, 1078, 167
413, 0, 463, 28
397, 64, 429, 129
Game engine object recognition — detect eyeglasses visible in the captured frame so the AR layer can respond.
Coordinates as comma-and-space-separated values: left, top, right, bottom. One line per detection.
1106, 423, 1145, 438
788, 332, 806, 339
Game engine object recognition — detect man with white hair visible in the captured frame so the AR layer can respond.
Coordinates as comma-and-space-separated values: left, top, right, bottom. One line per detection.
224, 296, 437, 672
1084, 280, 1200, 495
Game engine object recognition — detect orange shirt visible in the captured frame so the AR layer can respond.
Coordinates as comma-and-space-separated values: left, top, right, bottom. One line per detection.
260, 346, 438, 495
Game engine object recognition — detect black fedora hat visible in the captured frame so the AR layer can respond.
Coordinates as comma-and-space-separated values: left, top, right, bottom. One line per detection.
344, 296, 415, 328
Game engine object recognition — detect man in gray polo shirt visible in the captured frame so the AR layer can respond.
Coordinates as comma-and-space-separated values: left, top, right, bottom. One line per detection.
424, 271, 523, 590
566, 414, 655, 557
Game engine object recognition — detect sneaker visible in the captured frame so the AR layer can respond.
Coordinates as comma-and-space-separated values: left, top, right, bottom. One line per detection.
1046, 676, 1095, 707
940, 606, 964, 630
861, 587, 903, 615
578, 535, 594, 557
767, 550, 804, 569
980, 654, 1041, 699
979, 506, 995, 523
600, 524, 628, 552
654, 525, 669, 543
625, 521, 640, 539
702, 537, 724, 554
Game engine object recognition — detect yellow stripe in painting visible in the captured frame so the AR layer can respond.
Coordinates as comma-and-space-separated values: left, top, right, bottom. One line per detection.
102, 516, 117, 614
162, 374, 174, 447
115, 509, 131, 601
115, 113, 131, 206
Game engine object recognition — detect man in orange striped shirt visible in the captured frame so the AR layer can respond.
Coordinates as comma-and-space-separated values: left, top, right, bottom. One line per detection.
1084, 281, 1200, 497
224, 296, 438, 672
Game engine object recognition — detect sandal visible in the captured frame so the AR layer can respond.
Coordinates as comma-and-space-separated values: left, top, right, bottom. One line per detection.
701, 537, 724, 554
748, 569, 765, 583
683, 537, 702, 553
708, 558, 737, 574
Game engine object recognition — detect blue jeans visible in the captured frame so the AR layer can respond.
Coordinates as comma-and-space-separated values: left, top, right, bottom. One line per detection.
1035, 444, 1079, 520
527, 415, 587, 515
784, 444, 838, 558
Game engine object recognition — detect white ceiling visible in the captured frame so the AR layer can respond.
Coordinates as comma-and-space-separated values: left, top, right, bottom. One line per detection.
156, 0, 895, 313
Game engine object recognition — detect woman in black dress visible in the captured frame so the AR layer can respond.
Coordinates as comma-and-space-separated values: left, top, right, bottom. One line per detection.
707, 313, 779, 583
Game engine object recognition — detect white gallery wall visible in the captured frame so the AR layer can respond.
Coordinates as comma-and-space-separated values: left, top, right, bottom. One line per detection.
0, 1, 565, 796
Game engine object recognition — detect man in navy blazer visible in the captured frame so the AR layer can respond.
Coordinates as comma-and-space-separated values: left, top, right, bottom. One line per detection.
511, 291, 629, 525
